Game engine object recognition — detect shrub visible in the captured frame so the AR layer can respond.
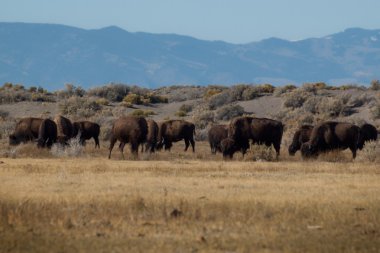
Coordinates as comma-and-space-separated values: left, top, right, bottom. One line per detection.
248, 144, 276, 162
283, 90, 308, 109
241, 86, 262, 100
370, 80, 380, 90
301, 83, 318, 93
56, 84, 86, 99
258, 84, 275, 93
87, 83, 131, 102
0, 110, 9, 120
146, 93, 168, 104
129, 109, 156, 117
302, 97, 319, 114
215, 104, 245, 121
175, 111, 187, 117
204, 88, 224, 99
371, 103, 380, 119
124, 93, 142, 105
208, 91, 232, 110
348, 93, 372, 107
0, 83, 31, 104
357, 141, 379, 162
193, 111, 215, 129
274, 84, 297, 96
59, 97, 102, 117
179, 104, 193, 113
51, 136, 83, 157
96, 98, 109, 106
318, 97, 345, 117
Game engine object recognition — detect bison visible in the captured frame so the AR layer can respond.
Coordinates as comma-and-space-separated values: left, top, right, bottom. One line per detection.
9, 117, 43, 145
37, 118, 57, 148
142, 119, 158, 153
108, 116, 148, 159
221, 117, 284, 159
208, 124, 228, 154
73, 121, 100, 148
301, 121, 360, 159
54, 115, 74, 144
358, 123, 378, 150
157, 120, 195, 152
220, 137, 240, 159
288, 125, 313, 156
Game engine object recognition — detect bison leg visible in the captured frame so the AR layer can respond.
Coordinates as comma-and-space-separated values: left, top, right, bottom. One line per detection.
94, 136, 100, 149
108, 137, 117, 159
131, 142, 139, 158
119, 142, 126, 160
46, 137, 54, 148
210, 144, 216, 155
190, 138, 195, 152
164, 141, 172, 151
184, 139, 190, 151
350, 146, 357, 159
273, 142, 281, 160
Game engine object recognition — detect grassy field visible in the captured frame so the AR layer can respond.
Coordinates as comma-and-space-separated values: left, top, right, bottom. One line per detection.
0, 141, 380, 252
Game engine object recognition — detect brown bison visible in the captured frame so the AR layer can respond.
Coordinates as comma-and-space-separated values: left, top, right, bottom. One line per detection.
9, 117, 43, 145
54, 115, 74, 144
301, 121, 360, 159
288, 125, 313, 156
108, 116, 148, 159
142, 119, 158, 153
221, 117, 284, 159
220, 137, 240, 159
208, 124, 228, 154
73, 121, 100, 148
358, 123, 378, 150
37, 119, 57, 148
157, 120, 195, 152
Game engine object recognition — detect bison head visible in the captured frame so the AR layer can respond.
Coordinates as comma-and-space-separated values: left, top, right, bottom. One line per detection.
220, 138, 238, 159
9, 134, 20, 145
300, 142, 318, 159
288, 142, 300, 156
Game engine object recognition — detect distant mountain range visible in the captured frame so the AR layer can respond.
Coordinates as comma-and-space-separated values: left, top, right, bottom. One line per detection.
0, 22, 379, 89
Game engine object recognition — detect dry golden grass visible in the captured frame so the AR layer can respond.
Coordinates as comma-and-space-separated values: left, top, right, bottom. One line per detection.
0, 141, 379, 252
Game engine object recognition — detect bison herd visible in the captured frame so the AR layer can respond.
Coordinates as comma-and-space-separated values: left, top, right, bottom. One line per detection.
8, 115, 379, 160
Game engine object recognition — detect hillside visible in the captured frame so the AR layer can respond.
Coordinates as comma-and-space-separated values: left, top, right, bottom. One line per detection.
1, 22, 380, 89
0, 83, 379, 147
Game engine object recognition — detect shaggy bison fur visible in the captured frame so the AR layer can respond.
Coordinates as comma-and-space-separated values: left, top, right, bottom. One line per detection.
358, 123, 378, 150
9, 117, 43, 145
108, 116, 148, 159
288, 125, 313, 156
222, 117, 284, 159
301, 121, 360, 159
157, 120, 195, 152
208, 124, 228, 154
73, 121, 100, 148
37, 118, 57, 148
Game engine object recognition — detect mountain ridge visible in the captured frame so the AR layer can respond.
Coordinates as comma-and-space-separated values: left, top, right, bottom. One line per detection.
0, 22, 379, 89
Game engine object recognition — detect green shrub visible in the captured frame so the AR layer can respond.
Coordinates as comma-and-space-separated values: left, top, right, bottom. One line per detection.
204, 87, 224, 99
123, 93, 142, 105
130, 109, 156, 117
175, 111, 187, 117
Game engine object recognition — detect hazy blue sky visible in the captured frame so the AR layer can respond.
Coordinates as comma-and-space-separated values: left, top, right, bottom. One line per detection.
1, 0, 380, 43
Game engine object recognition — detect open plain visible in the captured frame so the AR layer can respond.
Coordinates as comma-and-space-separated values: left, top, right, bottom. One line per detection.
0, 141, 379, 253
